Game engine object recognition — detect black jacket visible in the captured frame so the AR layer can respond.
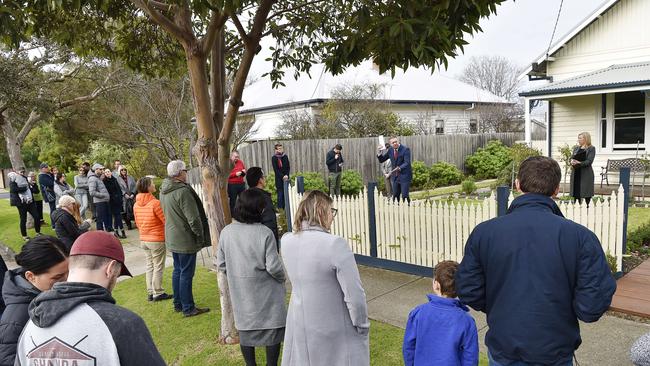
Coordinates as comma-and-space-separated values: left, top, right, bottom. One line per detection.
456, 194, 616, 365
16, 282, 165, 365
0, 257, 8, 316
250, 187, 279, 243
8, 181, 27, 207
271, 154, 290, 183
0, 269, 40, 366
104, 176, 124, 208
51, 208, 88, 251
325, 149, 344, 173
37, 173, 55, 203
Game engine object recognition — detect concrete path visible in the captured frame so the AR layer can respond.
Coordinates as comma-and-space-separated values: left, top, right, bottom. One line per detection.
359, 266, 648, 366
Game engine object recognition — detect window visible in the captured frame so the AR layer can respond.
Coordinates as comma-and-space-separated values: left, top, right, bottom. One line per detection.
600, 94, 607, 148
613, 91, 646, 150
435, 119, 444, 135
469, 119, 478, 134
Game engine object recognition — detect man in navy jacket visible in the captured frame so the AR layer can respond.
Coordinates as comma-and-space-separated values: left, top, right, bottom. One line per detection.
377, 137, 412, 203
456, 156, 616, 366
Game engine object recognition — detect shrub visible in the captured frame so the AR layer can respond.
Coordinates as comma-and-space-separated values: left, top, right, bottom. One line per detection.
411, 161, 432, 190
429, 162, 463, 187
341, 170, 363, 196
292, 172, 328, 193
497, 143, 542, 186
461, 177, 477, 196
627, 222, 650, 255
465, 140, 512, 179
264, 172, 279, 205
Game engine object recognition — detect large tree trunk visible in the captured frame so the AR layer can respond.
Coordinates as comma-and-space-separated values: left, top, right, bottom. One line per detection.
186, 42, 238, 345
0, 112, 26, 169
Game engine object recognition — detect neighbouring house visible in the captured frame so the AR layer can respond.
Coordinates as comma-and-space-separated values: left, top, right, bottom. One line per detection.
521, 0, 650, 185
238, 61, 514, 141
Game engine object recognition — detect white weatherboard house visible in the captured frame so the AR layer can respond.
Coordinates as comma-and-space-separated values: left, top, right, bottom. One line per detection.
239, 61, 510, 141
521, 0, 650, 185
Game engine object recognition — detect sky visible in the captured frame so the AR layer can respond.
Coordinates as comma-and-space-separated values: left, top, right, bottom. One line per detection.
249, 0, 609, 84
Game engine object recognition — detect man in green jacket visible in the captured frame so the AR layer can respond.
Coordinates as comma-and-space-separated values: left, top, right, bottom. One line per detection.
159, 160, 211, 317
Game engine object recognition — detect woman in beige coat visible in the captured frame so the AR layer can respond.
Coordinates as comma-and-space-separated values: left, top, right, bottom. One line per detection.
281, 190, 369, 366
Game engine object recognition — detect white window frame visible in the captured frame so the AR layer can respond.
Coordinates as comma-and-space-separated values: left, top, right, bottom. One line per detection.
599, 92, 650, 153
435, 119, 444, 135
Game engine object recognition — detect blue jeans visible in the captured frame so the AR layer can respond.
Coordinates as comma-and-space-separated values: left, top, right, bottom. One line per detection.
488, 351, 573, 366
275, 181, 285, 209
172, 252, 197, 314
95, 202, 113, 231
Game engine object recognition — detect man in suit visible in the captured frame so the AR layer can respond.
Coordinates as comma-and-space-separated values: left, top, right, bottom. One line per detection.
377, 137, 412, 203
271, 143, 290, 210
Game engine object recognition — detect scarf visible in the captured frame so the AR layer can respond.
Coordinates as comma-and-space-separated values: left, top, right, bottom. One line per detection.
275, 152, 284, 169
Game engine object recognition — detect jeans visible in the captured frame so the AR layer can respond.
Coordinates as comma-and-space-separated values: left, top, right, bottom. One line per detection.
141, 242, 167, 296
17, 203, 41, 237
172, 252, 197, 314
227, 183, 246, 215
391, 178, 411, 203
47, 200, 56, 228
488, 351, 573, 366
110, 200, 123, 230
34, 200, 44, 223
75, 193, 89, 219
328, 172, 342, 196
95, 202, 113, 231
275, 181, 285, 209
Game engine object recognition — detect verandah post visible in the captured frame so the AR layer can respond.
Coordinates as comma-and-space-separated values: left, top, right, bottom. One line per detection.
620, 167, 630, 255
496, 186, 511, 217
284, 180, 292, 232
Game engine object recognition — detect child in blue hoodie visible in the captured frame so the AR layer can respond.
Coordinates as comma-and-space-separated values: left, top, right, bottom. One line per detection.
403, 260, 478, 366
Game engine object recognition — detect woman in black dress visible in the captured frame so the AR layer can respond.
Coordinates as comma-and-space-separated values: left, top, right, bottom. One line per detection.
570, 132, 596, 206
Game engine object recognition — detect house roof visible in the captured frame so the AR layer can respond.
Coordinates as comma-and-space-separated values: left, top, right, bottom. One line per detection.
520, 61, 650, 97
521, 0, 619, 78
241, 61, 509, 114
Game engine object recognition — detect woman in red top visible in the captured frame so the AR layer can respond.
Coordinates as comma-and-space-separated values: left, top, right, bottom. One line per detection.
227, 150, 246, 215
133, 177, 171, 302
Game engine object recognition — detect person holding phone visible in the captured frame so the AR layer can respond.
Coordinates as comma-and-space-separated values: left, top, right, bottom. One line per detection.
227, 150, 247, 215
570, 132, 596, 206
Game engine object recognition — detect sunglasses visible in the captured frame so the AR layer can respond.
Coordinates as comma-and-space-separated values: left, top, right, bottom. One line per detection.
331, 208, 338, 217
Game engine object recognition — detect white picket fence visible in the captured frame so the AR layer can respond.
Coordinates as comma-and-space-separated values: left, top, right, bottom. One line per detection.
287, 185, 627, 272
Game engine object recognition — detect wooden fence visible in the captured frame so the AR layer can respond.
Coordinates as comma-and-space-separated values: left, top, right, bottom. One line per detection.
239, 133, 523, 183
287, 184, 626, 273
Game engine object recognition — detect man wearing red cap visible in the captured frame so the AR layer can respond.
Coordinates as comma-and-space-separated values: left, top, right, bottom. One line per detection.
15, 231, 165, 366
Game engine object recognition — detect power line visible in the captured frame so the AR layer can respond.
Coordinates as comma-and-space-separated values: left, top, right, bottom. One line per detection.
546, 0, 565, 58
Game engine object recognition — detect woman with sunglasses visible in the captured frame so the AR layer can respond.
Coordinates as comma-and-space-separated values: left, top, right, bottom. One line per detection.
280, 190, 369, 366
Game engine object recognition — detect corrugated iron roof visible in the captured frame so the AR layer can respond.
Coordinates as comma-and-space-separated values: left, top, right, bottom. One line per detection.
520, 61, 650, 97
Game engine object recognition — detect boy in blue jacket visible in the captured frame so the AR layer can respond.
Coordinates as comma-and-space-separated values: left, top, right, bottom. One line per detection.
403, 260, 478, 366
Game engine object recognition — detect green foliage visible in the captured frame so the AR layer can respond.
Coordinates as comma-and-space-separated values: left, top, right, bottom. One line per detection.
497, 143, 542, 186
22, 121, 92, 171
341, 170, 363, 196
263, 172, 279, 206
429, 162, 463, 187
605, 251, 618, 274
461, 177, 477, 196
465, 140, 512, 180
627, 222, 650, 256
82, 139, 126, 168
411, 161, 432, 190
293, 172, 328, 193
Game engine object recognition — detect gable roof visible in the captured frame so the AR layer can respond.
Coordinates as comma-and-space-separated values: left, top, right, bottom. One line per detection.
520, 61, 650, 97
241, 61, 509, 114
521, 0, 619, 78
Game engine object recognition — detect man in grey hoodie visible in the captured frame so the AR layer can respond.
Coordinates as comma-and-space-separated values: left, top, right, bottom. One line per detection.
15, 231, 165, 366
87, 163, 112, 232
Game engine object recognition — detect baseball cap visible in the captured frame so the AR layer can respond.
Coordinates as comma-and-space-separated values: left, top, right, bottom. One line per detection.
91, 163, 105, 171
70, 231, 132, 277
39, 163, 49, 169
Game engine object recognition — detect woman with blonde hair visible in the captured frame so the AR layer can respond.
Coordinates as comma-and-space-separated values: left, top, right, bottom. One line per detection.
51, 195, 92, 251
280, 190, 369, 366
569, 131, 596, 206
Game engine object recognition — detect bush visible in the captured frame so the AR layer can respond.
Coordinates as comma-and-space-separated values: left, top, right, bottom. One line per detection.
411, 161, 433, 190
264, 172, 279, 205
627, 222, 650, 255
341, 170, 363, 196
497, 143, 542, 186
429, 162, 463, 187
292, 172, 328, 193
461, 177, 477, 196
465, 140, 512, 180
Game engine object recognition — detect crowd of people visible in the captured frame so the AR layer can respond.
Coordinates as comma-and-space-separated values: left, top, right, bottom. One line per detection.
0, 140, 647, 365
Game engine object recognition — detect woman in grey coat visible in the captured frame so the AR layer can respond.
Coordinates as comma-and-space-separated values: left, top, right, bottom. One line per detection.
217, 189, 286, 366
117, 167, 137, 229
53, 173, 74, 206
73, 166, 90, 219
569, 132, 596, 206
281, 190, 370, 366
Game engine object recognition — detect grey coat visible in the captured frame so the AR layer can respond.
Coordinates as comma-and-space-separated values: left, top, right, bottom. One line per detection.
87, 171, 110, 203
53, 183, 74, 205
216, 221, 286, 331
569, 145, 595, 199
280, 225, 369, 366
74, 174, 89, 195
117, 174, 137, 197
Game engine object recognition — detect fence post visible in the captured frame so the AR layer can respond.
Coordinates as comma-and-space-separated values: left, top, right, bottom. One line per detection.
284, 180, 292, 232
620, 167, 630, 254
296, 176, 305, 194
496, 186, 510, 217
367, 182, 378, 258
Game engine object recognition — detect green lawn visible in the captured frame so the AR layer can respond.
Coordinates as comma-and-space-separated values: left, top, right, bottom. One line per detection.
113, 268, 488, 365
629, 206, 650, 232
0, 199, 56, 253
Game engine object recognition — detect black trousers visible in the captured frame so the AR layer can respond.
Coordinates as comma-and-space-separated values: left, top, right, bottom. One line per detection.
227, 183, 246, 215
17, 202, 41, 237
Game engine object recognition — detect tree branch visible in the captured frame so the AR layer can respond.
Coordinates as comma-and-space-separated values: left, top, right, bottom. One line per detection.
131, 0, 192, 44
201, 10, 229, 55
266, 0, 328, 23
230, 14, 250, 46
147, 0, 174, 11
17, 110, 43, 145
